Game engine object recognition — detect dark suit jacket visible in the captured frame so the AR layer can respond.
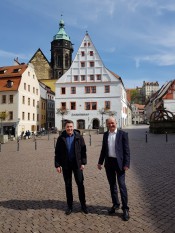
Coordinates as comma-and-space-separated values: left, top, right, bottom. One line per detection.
98, 129, 130, 171
55, 130, 87, 169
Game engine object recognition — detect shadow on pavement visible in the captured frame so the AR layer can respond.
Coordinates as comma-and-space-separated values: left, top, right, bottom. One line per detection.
0, 199, 123, 218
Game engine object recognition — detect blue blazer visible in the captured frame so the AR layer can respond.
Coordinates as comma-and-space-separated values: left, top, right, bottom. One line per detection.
98, 129, 130, 171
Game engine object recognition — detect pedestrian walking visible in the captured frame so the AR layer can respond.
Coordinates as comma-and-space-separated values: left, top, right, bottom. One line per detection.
97, 116, 130, 221
55, 120, 88, 215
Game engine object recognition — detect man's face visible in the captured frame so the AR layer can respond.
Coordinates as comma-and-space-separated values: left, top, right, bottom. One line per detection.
65, 123, 74, 135
107, 118, 117, 132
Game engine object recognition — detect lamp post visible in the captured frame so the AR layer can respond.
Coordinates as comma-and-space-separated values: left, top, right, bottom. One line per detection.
99, 108, 107, 127
56, 107, 69, 130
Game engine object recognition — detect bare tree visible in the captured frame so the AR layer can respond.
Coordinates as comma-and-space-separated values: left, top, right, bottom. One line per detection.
99, 108, 110, 127
56, 107, 69, 129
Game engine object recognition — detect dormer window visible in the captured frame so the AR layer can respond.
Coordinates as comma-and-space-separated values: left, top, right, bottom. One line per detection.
0, 69, 7, 74
13, 68, 21, 73
7, 80, 14, 88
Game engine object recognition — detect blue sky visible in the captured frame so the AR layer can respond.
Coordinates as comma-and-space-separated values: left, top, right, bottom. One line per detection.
1, 0, 175, 88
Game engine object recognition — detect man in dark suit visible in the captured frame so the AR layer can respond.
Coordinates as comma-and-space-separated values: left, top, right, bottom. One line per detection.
55, 120, 88, 215
97, 117, 130, 221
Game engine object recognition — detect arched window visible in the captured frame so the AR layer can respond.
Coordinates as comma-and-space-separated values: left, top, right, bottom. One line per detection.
65, 54, 69, 68
92, 119, 100, 129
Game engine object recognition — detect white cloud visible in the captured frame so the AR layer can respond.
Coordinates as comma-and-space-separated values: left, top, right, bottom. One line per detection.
0, 49, 30, 61
135, 53, 175, 68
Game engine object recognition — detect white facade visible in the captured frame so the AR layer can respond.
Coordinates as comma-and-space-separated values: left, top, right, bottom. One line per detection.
55, 33, 128, 130
0, 63, 40, 137
131, 104, 145, 124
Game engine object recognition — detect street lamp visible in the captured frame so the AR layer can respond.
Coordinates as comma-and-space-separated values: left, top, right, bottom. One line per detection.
99, 108, 105, 127
56, 107, 69, 130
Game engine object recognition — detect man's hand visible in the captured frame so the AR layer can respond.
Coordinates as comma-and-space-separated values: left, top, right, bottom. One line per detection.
97, 164, 102, 170
56, 167, 62, 173
80, 165, 85, 170
123, 166, 129, 171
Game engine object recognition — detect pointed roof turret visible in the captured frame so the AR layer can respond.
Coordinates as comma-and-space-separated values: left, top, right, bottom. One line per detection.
53, 18, 71, 41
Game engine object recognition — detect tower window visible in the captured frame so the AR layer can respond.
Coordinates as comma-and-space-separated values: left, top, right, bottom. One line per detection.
65, 54, 69, 68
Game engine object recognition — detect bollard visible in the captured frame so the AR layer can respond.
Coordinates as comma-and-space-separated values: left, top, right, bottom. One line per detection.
0, 142, 1, 152
17, 139, 19, 151
35, 139, 37, 150
54, 137, 56, 148
89, 135, 91, 146
165, 132, 168, 142
145, 131, 148, 143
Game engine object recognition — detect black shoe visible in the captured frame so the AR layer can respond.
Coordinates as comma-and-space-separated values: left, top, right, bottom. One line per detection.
108, 205, 120, 214
123, 209, 129, 221
81, 205, 88, 214
65, 207, 72, 215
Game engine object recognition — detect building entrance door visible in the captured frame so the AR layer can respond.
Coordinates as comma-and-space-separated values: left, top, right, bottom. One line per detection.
92, 119, 99, 129
77, 119, 85, 129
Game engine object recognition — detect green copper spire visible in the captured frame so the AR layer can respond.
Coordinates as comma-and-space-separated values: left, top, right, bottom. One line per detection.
53, 19, 70, 41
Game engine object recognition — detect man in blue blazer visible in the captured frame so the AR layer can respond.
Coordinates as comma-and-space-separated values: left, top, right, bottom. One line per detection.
97, 117, 130, 221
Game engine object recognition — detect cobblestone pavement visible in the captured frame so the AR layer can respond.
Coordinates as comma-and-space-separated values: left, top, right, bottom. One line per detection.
0, 125, 175, 233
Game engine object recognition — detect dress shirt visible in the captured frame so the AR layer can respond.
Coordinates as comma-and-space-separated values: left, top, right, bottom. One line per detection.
66, 133, 75, 161
108, 129, 117, 158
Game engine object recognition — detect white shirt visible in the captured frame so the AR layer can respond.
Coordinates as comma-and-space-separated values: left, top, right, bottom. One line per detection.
108, 129, 117, 158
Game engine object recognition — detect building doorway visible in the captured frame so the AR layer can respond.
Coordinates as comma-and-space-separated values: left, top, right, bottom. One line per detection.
77, 119, 85, 129
92, 119, 100, 129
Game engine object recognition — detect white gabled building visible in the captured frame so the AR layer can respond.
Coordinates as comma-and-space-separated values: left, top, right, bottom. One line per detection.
55, 33, 128, 130
0, 63, 40, 138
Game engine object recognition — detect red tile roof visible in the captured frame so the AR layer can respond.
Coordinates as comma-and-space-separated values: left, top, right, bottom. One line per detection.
0, 64, 27, 78
0, 64, 27, 91
0, 77, 21, 91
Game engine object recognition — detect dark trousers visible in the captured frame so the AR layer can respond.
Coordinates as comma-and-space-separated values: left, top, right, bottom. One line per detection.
62, 162, 86, 208
105, 158, 129, 210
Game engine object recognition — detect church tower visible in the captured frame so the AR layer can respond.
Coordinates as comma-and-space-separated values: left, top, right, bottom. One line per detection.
51, 19, 74, 79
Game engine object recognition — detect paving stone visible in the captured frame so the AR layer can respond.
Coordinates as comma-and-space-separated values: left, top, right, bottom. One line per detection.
0, 126, 175, 232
